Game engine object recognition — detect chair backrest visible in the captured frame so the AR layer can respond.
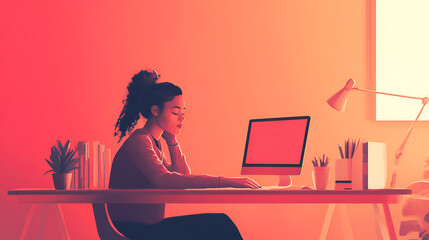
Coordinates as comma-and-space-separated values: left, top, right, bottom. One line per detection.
92, 204, 129, 240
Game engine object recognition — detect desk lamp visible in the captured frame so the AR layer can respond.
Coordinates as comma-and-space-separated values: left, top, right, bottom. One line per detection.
327, 79, 429, 188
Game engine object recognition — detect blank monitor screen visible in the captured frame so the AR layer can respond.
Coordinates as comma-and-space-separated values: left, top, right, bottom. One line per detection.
241, 116, 310, 175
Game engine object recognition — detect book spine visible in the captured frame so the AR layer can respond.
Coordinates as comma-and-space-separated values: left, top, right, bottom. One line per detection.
105, 148, 112, 188
84, 142, 89, 189
351, 143, 363, 190
71, 169, 74, 189
98, 144, 105, 188
75, 169, 78, 189
76, 141, 86, 189
78, 154, 83, 189
85, 141, 89, 189
73, 169, 77, 189
88, 141, 99, 189
363, 142, 368, 190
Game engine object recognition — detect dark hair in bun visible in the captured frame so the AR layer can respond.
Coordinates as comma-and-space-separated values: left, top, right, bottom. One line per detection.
114, 69, 182, 142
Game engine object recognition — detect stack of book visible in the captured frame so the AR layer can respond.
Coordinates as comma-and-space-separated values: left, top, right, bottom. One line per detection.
349, 141, 387, 190
71, 141, 112, 189
336, 140, 387, 190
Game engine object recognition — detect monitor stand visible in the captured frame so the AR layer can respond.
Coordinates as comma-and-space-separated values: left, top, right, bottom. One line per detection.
277, 175, 292, 187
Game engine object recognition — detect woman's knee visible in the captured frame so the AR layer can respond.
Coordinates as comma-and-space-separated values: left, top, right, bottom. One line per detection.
210, 213, 239, 229
212, 213, 231, 221
212, 213, 243, 240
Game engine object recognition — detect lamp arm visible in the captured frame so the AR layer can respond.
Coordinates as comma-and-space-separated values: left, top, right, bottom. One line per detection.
390, 97, 429, 188
352, 87, 424, 101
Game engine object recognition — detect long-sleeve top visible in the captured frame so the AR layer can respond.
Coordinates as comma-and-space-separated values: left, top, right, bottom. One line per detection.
108, 128, 222, 224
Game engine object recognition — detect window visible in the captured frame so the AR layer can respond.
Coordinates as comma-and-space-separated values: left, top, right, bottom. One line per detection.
375, 0, 429, 121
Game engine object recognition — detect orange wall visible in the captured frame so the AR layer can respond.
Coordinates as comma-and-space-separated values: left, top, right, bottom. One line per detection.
1, 0, 427, 239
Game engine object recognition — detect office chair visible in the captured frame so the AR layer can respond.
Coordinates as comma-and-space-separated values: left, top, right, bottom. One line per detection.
92, 204, 129, 240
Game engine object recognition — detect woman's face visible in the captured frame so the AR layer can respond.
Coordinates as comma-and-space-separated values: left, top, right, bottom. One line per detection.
155, 95, 186, 135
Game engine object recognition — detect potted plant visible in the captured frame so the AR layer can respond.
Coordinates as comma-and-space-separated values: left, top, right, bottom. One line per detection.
44, 140, 80, 190
312, 154, 330, 190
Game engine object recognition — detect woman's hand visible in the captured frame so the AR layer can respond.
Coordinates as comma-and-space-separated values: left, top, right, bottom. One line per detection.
222, 177, 261, 189
161, 131, 178, 146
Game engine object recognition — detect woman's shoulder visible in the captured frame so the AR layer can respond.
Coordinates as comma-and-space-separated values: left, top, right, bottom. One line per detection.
114, 129, 153, 161
126, 128, 153, 146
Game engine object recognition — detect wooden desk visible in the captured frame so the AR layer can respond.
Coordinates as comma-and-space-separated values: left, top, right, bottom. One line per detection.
9, 188, 411, 240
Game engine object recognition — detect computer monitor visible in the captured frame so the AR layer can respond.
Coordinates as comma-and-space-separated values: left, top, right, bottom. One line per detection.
241, 116, 310, 187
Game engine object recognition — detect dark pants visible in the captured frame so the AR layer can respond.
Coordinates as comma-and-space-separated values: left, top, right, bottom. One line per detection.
113, 213, 243, 240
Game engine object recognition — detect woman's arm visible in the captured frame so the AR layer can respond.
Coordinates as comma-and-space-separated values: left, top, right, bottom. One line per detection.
162, 132, 190, 174
167, 143, 191, 174
129, 135, 260, 189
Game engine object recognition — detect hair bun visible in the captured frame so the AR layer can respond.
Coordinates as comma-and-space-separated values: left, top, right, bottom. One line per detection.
132, 69, 160, 91
125, 69, 160, 110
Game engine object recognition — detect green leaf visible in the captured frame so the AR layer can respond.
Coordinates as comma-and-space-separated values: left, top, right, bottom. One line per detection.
43, 169, 55, 175
64, 140, 71, 152
69, 157, 79, 168
62, 159, 78, 173
63, 149, 76, 163
60, 140, 71, 159
62, 155, 74, 172
66, 164, 76, 173
50, 146, 60, 168
62, 158, 72, 172
45, 158, 56, 170
56, 140, 65, 157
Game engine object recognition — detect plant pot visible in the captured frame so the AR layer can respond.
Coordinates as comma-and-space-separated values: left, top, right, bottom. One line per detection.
312, 167, 330, 190
52, 173, 73, 190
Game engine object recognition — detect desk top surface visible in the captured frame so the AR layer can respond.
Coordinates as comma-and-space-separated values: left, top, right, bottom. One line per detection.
8, 188, 411, 204
8, 188, 411, 195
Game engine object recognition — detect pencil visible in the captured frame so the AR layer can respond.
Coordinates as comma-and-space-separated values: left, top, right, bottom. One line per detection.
348, 138, 350, 158
356, 138, 361, 152
338, 145, 344, 159
345, 140, 349, 159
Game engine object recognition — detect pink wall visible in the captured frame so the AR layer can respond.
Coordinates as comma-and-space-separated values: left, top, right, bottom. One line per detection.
1, 0, 427, 239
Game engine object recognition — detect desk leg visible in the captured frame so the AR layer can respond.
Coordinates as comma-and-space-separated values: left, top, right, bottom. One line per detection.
373, 204, 397, 240
19, 204, 35, 240
383, 203, 397, 240
338, 205, 354, 240
320, 204, 336, 240
52, 204, 70, 240
373, 204, 389, 240
35, 204, 49, 240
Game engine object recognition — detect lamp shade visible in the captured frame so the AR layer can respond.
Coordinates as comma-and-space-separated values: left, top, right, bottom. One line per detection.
327, 79, 356, 112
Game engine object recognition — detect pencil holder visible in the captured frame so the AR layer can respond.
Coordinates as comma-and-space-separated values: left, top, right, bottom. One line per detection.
335, 158, 352, 190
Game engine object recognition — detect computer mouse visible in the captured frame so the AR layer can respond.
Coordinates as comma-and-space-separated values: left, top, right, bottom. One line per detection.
300, 185, 313, 190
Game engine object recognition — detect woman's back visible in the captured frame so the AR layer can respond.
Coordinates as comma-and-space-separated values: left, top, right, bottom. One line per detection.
108, 129, 167, 224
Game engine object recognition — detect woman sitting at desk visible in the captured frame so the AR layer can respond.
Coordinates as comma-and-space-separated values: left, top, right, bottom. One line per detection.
108, 69, 260, 240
